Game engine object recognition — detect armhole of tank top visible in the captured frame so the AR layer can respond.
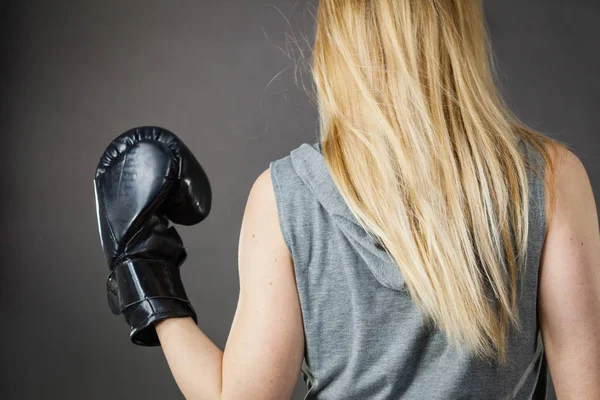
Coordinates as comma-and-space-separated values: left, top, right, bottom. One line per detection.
270, 157, 315, 389
522, 138, 548, 252
536, 147, 547, 357
526, 139, 548, 363
269, 159, 296, 260
526, 137, 548, 239
534, 140, 547, 242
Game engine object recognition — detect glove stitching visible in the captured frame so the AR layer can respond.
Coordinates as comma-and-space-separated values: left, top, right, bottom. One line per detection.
119, 224, 147, 263
123, 296, 191, 312
116, 258, 180, 268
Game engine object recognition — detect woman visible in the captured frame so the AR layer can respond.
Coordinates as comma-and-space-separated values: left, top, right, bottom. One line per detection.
116, 1, 599, 399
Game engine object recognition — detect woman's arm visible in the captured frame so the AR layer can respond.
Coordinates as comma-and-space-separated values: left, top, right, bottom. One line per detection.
155, 317, 224, 399
155, 168, 305, 400
538, 145, 600, 399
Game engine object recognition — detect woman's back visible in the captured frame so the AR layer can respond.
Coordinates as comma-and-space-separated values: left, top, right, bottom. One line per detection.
268, 137, 586, 399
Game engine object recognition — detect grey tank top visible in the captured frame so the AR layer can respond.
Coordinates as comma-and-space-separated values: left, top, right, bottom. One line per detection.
269, 137, 548, 400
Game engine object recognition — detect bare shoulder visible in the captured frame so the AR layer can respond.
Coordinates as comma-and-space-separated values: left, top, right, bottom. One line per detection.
539, 143, 600, 398
542, 143, 583, 227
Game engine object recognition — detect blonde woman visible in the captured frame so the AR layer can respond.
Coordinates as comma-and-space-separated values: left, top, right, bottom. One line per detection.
97, 1, 599, 399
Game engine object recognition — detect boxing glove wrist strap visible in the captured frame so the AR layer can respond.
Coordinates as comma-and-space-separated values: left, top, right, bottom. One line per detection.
106, 259, 198, 346
106, 259, 191, 314
126, 296, 197, 346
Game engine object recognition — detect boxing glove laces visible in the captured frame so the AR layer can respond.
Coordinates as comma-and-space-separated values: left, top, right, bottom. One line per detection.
93, 126, 211, 346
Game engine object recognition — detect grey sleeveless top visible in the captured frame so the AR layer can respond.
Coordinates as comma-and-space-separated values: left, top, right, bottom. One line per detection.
269, 138, 548, 400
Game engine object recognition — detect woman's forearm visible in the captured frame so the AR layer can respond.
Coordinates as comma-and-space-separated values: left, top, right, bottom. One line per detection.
155, 317, 224, 400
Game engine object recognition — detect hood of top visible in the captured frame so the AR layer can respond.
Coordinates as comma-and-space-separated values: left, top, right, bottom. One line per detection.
289, 142, 407, 292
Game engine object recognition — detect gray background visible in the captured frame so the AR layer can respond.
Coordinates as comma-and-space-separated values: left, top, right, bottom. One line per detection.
1, 0, 598, 399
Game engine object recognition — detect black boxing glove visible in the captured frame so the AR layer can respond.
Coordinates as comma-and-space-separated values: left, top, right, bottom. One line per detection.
93, 126, 211, 346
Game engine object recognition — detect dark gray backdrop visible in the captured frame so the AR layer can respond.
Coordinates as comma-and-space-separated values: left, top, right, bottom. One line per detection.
1, 1, 598, 399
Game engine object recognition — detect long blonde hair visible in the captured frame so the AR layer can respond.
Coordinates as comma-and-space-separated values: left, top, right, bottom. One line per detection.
310, 0, 567, 365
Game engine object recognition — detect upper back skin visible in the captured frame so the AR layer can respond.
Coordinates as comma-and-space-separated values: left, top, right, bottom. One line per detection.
538, 143, 600, 398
